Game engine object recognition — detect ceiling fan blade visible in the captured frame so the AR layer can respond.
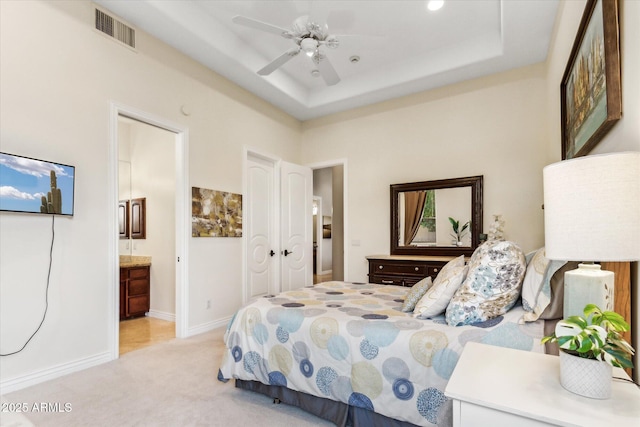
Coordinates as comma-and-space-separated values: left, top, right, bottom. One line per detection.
257, 48, 300, 76
316, 55, 340, 86
232, 15, 290, 37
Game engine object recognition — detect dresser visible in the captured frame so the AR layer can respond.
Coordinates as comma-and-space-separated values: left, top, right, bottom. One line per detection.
445, 342, 640, 427
366, 255, 457, 286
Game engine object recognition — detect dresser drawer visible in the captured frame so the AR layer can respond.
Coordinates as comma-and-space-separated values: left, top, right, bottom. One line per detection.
370, 275, 426, 287
367, 256, 449, 287
370, 261, 429, 277
428, 265, 442, 277
128, 278, 149, 296
372, 275, 406, 286
129, 266, 149, 279
128, 295, 149, 316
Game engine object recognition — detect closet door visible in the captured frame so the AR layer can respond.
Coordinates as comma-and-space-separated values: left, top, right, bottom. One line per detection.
280, 161, 313, 291
246, 154, 277, 300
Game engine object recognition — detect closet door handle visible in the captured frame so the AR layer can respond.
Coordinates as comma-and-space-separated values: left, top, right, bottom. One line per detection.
269, 250, 276, 257
283, 249, 292, 256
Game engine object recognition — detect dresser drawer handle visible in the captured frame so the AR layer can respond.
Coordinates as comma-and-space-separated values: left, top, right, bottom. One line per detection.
381, 280, 394, 284
433, 268, 439, 273
379, 265, 384, 269
414, 267, 419, 271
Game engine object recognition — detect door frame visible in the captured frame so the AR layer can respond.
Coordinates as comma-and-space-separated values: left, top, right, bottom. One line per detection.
108, 101, 190, 360
307, 159, 349, 281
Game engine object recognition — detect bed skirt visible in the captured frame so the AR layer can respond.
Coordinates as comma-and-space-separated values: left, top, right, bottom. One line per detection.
235, 379, 419, 427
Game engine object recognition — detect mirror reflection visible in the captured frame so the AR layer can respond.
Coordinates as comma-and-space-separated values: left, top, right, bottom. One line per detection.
398, 187, 472, 248
391, 176, 483, 257
119, 160, 132, 255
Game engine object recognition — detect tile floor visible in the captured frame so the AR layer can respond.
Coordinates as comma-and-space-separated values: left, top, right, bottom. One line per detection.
119, 316, 175, 355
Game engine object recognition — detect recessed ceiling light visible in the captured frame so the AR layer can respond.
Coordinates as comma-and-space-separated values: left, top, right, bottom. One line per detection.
311, 69, 321, 77
349, 55, 360, 63
426, 0, 444, 12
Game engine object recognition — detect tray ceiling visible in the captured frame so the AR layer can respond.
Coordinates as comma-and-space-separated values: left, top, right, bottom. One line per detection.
94, 0, 559, 121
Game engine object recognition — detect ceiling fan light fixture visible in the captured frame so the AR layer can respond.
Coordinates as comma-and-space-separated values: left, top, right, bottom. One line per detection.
426, 0, 445, 12
301, 37, 318, 57
325, 35, 339, 49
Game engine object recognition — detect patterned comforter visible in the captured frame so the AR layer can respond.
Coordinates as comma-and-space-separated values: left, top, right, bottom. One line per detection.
218, 281, 545, 426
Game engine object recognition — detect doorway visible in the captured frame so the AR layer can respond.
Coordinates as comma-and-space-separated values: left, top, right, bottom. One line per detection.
312, 163, 346, 283
117, 116, 176, 354
109, 102, 189, 360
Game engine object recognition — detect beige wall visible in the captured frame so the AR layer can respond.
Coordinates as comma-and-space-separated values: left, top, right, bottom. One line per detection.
0, 0, 301, 390
302, 64, 550, 280
545, 0, 640, 378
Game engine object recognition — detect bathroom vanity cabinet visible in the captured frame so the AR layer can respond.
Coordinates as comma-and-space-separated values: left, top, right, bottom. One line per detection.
119, 264, 150, 319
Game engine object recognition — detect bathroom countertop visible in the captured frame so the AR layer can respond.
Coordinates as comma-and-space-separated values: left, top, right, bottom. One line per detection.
119, 255, 152, 268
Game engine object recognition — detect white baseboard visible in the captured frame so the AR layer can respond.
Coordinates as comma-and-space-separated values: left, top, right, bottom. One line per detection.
0, 351, 112, 394
186, 316, 231, 337
1, 317, 231, 393
146, 309, 176, 322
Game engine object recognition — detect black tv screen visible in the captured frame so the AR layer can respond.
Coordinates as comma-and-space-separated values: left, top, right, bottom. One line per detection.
0, 152, 75, 216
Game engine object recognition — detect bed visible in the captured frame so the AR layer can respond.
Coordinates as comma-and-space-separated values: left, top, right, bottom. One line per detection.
217, 241, 631, 426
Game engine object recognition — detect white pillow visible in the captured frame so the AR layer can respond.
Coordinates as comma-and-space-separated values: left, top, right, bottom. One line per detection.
413, 256, 468, 318
521, 247, 550, 320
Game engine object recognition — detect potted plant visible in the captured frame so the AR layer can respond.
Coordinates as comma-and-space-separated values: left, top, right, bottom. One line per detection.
541, 303, 635, 399
448, 217, 469, 246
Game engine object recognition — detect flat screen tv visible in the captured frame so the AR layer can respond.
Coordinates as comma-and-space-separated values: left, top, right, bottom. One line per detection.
0, 152, 75, 216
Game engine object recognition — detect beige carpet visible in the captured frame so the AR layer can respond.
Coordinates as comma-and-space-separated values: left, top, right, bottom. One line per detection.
1, 328, 333, 427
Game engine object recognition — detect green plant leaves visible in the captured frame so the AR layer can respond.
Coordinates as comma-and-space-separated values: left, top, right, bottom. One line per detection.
541, 304, 635, 368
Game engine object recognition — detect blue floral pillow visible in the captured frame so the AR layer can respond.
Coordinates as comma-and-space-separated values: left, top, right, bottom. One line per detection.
400, 276, 433, 312
445, 240, 526, 326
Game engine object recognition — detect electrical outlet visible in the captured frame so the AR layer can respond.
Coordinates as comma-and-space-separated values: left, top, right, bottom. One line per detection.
206, 300, 211, 309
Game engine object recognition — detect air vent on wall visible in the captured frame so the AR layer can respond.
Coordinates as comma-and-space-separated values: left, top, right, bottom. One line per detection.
95, 8, 136, 49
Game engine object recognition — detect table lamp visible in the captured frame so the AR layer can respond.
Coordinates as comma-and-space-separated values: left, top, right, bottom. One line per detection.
543, 151, 640, 318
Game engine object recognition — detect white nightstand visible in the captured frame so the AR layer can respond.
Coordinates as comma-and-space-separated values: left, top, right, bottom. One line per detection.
445, 342, 640, 427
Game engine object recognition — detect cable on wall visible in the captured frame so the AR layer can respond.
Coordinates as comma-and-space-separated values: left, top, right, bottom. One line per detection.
0, 215, 55, 357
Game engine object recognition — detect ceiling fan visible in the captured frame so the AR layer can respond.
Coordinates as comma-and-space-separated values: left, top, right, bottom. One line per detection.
232, 14, 342, 86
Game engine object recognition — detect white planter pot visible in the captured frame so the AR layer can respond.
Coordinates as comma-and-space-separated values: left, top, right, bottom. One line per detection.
559, 351, 612, 399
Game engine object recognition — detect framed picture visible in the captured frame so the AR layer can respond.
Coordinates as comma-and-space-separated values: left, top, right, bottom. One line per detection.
191, 187, 243, 237
561, 0, 621, 160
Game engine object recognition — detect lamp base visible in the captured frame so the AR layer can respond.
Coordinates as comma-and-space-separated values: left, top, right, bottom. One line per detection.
563, 263, 614, 318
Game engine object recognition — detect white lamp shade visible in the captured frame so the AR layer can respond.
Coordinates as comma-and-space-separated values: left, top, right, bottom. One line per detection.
543, 151, 640, 262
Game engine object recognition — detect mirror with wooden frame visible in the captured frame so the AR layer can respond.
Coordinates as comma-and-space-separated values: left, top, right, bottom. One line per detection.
391, 176, 483, 257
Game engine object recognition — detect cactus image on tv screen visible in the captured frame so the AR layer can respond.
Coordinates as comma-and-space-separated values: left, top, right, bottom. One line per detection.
0, 152, 75, 216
